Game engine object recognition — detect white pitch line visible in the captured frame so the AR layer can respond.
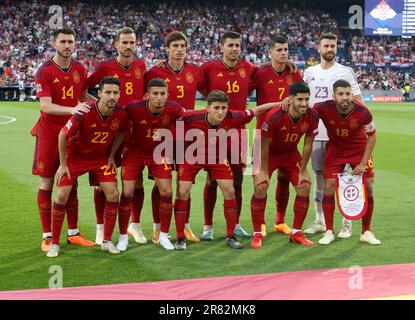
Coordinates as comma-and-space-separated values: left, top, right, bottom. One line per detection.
0, 116, 17, 125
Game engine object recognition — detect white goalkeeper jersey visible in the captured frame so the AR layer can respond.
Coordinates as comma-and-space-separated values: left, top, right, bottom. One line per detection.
304, 62, 362, 141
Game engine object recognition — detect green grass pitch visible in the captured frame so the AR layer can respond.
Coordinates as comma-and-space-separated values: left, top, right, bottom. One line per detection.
1, 101, 415, 291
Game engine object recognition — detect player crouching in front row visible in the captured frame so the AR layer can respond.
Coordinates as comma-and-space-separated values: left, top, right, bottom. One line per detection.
251, 82, 318, 248
47, 77, 128, 257
175, 90, 283, 249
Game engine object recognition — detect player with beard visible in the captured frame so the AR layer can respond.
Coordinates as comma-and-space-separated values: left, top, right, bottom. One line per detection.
87, 27, 147, 248
303, 33, 364, 239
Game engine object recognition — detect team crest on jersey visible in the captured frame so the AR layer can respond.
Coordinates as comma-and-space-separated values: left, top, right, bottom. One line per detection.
239, 68, 246, 78
300, 122, 309, 132
73, 71, 80, 84
111, 119, 120, 131
350, 119, 359, 129
186, 72, 194, 83
162, 115, 170, 126
286, 75, 293, 84
135, 68, 142, 80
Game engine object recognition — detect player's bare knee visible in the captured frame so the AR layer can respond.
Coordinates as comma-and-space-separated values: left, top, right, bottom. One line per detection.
122, 188, 134, 199
177, 188, 189, 200
297, 183, 310, 196
158, 188, 172, 198
222, 186, 235, 199
254, 182, 269, 198
55, 189, 69, 205
39, 177, 54, 190
324, 179, 336, 195
106, 189, 119, 203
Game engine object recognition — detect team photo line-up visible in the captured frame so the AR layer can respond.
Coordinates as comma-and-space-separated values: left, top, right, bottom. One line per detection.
32, 25, 380, 258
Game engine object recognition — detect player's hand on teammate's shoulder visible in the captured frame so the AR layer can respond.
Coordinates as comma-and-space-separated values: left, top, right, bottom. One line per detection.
281, 97, 290, 111
72, 102, 91, 115
56, 164, 70, 186
286, 60, 298, 73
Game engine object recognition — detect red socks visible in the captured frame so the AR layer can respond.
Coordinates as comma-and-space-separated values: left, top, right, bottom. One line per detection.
322, 195, 335, 231
118, 195, 132, 235
362, 196, 374, 233
185, 198, 191, 224
38, 189, 52, 233
235, 184, 242, 224
51, 202, 66, 245
203, 182, 217, 225
174, 199, 188, 239
131, 188, 144, 223
152, 184, 160, 224
251, 195, 266, 233
104, 201, 118, 241
159, 195, 173, 233
293, 195, 309, 230
94, 189, 106, 225
224, 199, 237, 237
66, 188, 78, 230
276, 177, 290, 225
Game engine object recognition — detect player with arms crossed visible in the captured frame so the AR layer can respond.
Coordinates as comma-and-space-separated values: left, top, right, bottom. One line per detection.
250, 35, 303, 237
114, 79, 187, 251
32, 27, 95, 252
303, 33, 364, 238
87, 27, 147, 246
175, 90, 282, 250
251, 82, 318, 248
47, 77, 129, 257
200, 31, 257, 240
314, 80, 380, 245
144, 31, 205, 244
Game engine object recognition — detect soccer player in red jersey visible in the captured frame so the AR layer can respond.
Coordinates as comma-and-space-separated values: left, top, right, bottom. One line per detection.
200, 31, 258, 240
313, 80, 380, 245
175, 90, 282, 250
86, 27, 147, 246
251, 82, 318, 248
114, 78, 187, 251
47, 77, 129, 257
251, 35, 303, 237
144, 31, 205, 244
32, 27, 95, 252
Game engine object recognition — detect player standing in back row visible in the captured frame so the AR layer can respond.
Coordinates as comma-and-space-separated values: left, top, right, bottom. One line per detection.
144, 31, 205, 244
303, 33, 364, 238
32, 27, 95, 252
200, 31, 257, 240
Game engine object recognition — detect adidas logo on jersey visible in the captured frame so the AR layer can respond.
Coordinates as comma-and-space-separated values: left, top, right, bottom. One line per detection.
165, 78, 170, 83
217, 73, 224, 77
53, 78, 59, 84
280, 126, 287, 131
268, 79, 274, 84
113, 74, 119, 78
91, 123, 97, 128
140, 120, 147, 124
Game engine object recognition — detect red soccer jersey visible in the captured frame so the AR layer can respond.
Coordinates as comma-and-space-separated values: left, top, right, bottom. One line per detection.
179, 109, 255, 164
201, 59, 257, 111
34, 59, 88, 140
261, 106, 319, 155
63, 102, 129, 162
125, 100, 186, 157
252, 64, 303, 128
144, 62, 205, 110
87, 58, 146, 107
313, 100, 376, 164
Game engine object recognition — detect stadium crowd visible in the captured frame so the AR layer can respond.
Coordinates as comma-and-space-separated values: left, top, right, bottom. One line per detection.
0, 0, 414, 91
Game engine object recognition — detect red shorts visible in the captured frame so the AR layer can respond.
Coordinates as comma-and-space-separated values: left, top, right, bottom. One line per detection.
32, 137, 59, 177
267, 152, 302, 186
178, 162, 233, 182
121, 150, 172, 181
324, 156, 375, 180
59, 160, 117, 187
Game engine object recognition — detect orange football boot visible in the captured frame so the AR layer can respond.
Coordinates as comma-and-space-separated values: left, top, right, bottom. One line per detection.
250, 233, 263, 249
274, 223, 292, 235
289, 232, 314, 246
67, 233, 96, 246
41, 237, 52, 252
